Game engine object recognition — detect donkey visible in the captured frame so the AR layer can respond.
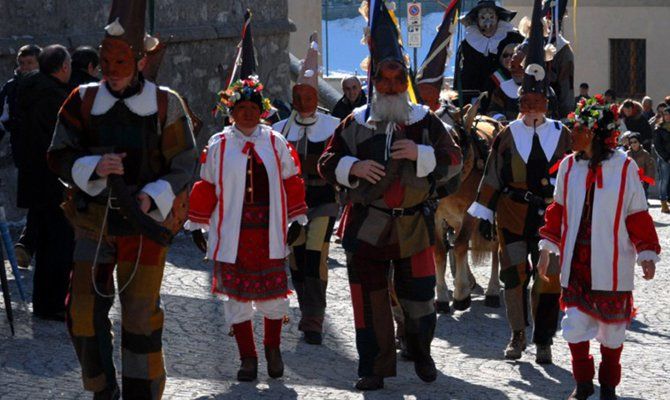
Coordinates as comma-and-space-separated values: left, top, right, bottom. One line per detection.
434, 98, 503, 312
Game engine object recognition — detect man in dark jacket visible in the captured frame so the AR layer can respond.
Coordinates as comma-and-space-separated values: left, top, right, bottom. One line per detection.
69, 46, 100, 87
16, 44, 74, 320
331, 75, 366, 120
0, 44, 42, 268
620, 99, 653, 151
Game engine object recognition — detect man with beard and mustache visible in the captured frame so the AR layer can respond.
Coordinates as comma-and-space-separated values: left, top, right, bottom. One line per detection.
318, 2, 462, 390
468, 0, 572, 365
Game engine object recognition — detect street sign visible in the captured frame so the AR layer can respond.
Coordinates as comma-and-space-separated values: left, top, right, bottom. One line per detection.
407, 25, 422, 48
407, 2, 422, 27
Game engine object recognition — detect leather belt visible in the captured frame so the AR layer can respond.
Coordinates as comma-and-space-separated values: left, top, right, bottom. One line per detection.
369, 203, 424, 217
503, 187, 549, 208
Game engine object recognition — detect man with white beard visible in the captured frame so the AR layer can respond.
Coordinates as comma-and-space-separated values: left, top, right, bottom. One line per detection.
318, 2, 462, 390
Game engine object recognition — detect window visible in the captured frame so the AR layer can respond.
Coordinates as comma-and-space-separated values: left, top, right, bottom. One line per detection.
610, 39, 646, 99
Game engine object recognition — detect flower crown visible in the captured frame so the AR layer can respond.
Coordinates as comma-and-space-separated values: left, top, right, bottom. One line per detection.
216, 76, 273, 118
567, 94, 620, 148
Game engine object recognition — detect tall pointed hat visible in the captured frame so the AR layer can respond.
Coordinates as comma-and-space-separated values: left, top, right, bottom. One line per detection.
416, 0, 460, 91
367, 0, 406, 75
521, 0, 548, 97
296, 32, 319, 91
542, 0, 568, 32
223, 9, 257, 89
239, 9, 257, 80
103, 0, 157, 59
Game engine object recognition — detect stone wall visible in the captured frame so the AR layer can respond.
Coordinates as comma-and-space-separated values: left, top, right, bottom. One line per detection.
0, 0, 294, 221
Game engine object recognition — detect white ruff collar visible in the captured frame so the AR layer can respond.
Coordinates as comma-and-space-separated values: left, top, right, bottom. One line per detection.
277, 112, 340, 143
352, 103, 430, 129
81, 80, 158, 116
500, 79, 520, 99
509, 118, 563, 163
464, 21, 514, 56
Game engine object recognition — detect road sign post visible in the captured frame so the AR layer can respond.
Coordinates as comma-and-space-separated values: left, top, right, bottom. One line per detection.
407, 2, 422, 71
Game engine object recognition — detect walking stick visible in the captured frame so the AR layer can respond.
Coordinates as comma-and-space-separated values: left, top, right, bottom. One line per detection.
0, 206, 27, 301
0, 208, 15, 335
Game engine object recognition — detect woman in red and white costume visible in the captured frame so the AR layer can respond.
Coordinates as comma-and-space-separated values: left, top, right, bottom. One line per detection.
186, 77, 307, 382
537, 96, 660, 400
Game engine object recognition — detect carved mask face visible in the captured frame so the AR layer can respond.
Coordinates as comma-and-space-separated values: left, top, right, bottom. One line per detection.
100, 38, 136, 80
571, 124, 593, 153
418, 83, 440, 112
520, 92, 548, 115
477, 7, 499, 37
292, 84, 318, 115
374, 61, 408, 95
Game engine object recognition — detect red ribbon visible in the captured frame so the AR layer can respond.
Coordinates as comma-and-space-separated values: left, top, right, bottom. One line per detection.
638, 168, 656, 185
585, 165, 603, 189
242, 141, 262, 163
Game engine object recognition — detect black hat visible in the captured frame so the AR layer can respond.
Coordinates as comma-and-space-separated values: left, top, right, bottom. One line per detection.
416, 0, 460, 91
368, 0, 406, 74
239, 10, 257, 80
461, 1, 516, 25
520, 0, 548, 97
542, 0, 568, 31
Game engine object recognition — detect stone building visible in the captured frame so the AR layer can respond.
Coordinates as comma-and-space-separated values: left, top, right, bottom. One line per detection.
0, 0, 294, 221
506, 0, 670, 104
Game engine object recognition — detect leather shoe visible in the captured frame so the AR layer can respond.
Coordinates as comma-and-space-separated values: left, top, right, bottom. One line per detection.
93, 385, 120, 400
303, 331, 323, 345
355, 376, 384, 391
567, 381, 594, 399
237, 357, 258, 382
265, 347, 284, 378
414, 356, 437, 382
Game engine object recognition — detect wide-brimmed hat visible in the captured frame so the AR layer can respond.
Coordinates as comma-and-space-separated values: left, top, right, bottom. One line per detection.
461, 1, 516, 25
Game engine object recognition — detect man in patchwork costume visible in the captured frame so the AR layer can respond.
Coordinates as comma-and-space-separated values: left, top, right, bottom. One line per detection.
272, 34, 340, 345
318, 1, 462, 390
47, 1, 197, 398
467, 0, 571, 365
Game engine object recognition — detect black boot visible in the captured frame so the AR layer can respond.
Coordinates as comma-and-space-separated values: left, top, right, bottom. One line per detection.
93, 385, 120, 400
303, 331, 323, 345
414, 355, 437, 382
265, 347, 284, 378
237, 357, 258, 382
600, 385, 617, 400
567, 381, 594, 399
355, 376, 384, 391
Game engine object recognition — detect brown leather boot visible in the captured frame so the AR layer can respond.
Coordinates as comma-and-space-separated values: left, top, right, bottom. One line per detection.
237, 357, 258, 382
504, 330, 527, 360
662, 200, 670, 214
265, 347, 284, 378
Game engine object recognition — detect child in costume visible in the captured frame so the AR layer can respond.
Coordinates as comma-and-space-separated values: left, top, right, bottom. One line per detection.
186, 77, 307, 382
537, 97, 660, 400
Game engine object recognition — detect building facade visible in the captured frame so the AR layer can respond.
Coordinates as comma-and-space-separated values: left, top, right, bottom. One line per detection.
507, 0, 670, 103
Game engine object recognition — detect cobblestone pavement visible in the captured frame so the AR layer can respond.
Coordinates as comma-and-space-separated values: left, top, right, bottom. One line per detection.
2, 203, 670, 400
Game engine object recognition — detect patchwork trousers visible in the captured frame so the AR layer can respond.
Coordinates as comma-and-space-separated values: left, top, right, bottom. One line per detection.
289, 216, 335, 333
498, 228, 561, 345
67, 231, 167, 399
346, 247, 437, 378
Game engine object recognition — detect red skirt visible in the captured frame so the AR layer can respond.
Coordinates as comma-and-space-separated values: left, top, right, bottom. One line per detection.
212, 204, 289, 301
560, 242, 634, 324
